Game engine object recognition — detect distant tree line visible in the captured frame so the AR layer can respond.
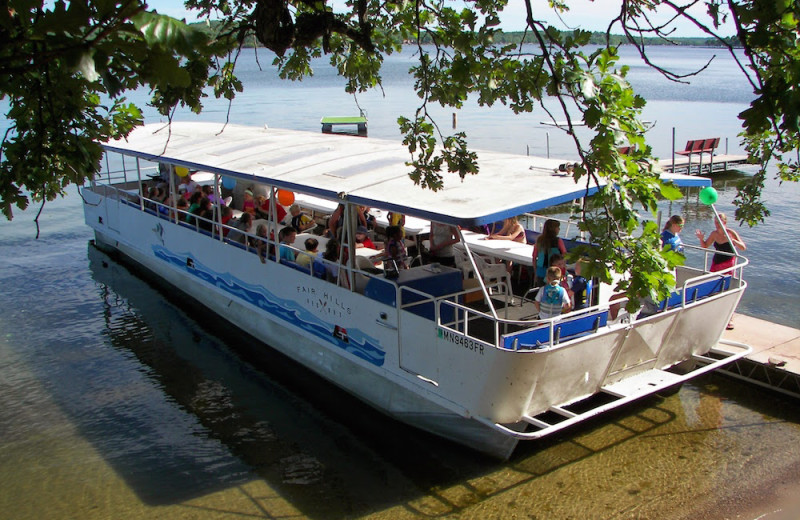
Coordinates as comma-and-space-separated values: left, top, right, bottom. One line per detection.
201, 23, 740, 49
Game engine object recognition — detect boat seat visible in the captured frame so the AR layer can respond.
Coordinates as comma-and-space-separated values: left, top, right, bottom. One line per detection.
502, 309, 609, 350
658, 275, 732, 312
280, 258, 311, 275
472, 254, 512, 295
453, 247, 476, 279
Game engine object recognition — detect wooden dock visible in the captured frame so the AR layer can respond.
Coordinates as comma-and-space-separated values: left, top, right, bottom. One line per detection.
715, 313, 800, 398
659, 153, 752, 175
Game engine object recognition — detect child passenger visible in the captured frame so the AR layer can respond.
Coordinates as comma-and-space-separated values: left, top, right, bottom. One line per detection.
289, 204, 315, 233
383, 225, 408, 270
535, 266, 572, 319
571, 259, 590, 310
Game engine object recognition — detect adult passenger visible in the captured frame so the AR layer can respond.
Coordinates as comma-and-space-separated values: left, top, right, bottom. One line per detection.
296, 237, 319, 268
695, 212, 746, 330
486, 217, 525, 242
256, 193, 287, 223
278, 226, 297, 262
255, 224, 269, 263
228, 212, 253, 245
428, 222, 459, 267
326, 203, 345, 239
532, 219, 567, 287
695, 212, 746, 272
321, 238, 341, 282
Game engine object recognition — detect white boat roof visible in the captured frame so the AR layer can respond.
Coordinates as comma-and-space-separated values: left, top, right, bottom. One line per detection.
103, 122, 709, 226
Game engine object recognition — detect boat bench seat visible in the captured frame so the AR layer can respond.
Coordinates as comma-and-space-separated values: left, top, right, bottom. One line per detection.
280, 258, 327, 279
675, 137, 719, 156
658, 275, 732, 312
502, 309, 609, 350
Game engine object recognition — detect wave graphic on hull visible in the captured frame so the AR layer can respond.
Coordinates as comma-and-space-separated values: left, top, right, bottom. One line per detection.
153, 246, 385, 366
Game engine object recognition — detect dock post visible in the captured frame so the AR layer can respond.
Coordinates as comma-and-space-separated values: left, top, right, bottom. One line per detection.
452, 112, 457, 129
546, 132, 550, 158
671, 127, 676, 174
724, 137, 729, 170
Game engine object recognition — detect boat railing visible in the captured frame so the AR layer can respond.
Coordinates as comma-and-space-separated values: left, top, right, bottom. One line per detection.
437, 255, 747, 352
520, 213, 585, 242
97, 152, 160, 187
437, 294, 504, 347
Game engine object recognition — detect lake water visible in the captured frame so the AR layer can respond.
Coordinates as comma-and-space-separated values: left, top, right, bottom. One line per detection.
1, 45, 799, 519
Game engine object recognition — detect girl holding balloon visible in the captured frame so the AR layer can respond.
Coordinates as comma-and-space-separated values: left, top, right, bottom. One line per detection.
695, 212, 746, 273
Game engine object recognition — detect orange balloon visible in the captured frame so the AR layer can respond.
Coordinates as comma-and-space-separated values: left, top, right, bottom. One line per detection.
277, 189, 295, 206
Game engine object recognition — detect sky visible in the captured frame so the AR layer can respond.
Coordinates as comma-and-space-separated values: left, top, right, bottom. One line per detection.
147, 0, 735, 39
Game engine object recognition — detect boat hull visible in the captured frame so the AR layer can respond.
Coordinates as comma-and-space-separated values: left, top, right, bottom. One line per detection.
88, 218, 520, 459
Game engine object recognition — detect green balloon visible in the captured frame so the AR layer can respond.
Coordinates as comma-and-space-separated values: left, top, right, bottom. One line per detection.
699, 187, 718, 205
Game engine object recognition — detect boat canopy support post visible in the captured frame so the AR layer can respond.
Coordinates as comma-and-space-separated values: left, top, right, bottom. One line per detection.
456, 227, 500, 322
135, 157, 144, 211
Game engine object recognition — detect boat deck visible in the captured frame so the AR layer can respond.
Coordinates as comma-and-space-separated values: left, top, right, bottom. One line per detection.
659, 153, 752, 175
716, 314, 800, 399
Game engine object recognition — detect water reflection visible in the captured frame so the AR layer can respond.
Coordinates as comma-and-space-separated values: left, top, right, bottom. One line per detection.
84, 242, 800, 519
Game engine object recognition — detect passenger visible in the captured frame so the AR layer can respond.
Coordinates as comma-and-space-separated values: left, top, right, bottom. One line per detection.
289, 204, 316, 233
694, 212, 746, 272
174, 197, 189, 221
326, 203, 345, 239
486, 216, 525, 242
177, 172, 198, 199
196, 198, 214, 232
384, 225, 408, 271
487, 216, 526, 273
241, 189, 256, 216
695, 212, 746, 330
549, 253, 573, 297
427, 222, 459, 267
361, 206, 376, 230
354, 226, 377, 249
296, 237, 319, 268
278, 226, 297, 262
660, 215, 685, 253
532, 219, 567, 287
256, 193, 287, 223
570, 259, 590, 310
535, 266, 572, 319
387, 211, 406, 237
321, 238, 341, 282
255, 224, 269, 263
220, 206, 234, 236
185, 191, 204, 223
228, 212, 253, 245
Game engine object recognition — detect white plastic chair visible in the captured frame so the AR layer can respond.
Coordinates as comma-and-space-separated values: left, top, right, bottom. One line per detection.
472, 254, 512, 296
454, 247, 476, 279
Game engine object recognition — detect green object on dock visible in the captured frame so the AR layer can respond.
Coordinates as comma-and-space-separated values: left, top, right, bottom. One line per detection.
321, 116, 368, 136
320, 116, 367, 124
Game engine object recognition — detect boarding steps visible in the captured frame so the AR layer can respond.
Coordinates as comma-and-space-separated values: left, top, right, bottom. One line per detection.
477, 340, 752, 440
